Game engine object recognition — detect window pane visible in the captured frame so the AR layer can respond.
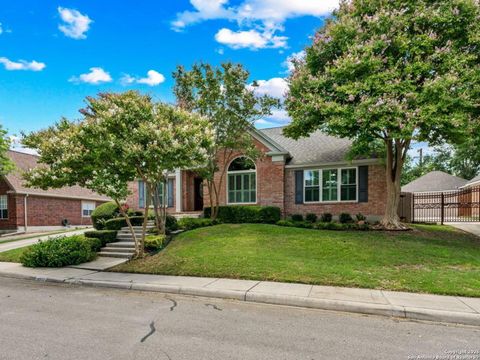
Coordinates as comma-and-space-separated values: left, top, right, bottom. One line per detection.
341, 169, 356, 185
1, 209, 7, 219
228, 191, 235, 203
227, 171, 256, 204
341, 169, 357, 201
304, 170, 319, 187
322, 169, 338, 201
228, 157, 256, 171
305, 187, 319, 202
341, 185, 357, 201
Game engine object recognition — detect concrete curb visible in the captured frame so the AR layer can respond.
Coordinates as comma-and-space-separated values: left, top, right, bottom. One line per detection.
1, 270, 479, 327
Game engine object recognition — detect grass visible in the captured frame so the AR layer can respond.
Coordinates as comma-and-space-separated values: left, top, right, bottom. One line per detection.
0, 246, 31, 263
113, 223, 480, 297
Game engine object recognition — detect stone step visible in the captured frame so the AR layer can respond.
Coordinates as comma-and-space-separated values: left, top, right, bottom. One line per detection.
172, 213, 202, 219
120, 227, 155, 231
101, 247, 135, 254
98, 251, 133, 259
108, 241, 136, 248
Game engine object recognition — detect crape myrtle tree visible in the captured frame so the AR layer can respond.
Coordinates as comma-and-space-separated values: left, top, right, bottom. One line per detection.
0, 125, 14, 175
285, 0, 480, 229
173, 62, 280, 220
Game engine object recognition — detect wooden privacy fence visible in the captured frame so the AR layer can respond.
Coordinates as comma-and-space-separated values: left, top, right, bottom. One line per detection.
405, 186, 480, 224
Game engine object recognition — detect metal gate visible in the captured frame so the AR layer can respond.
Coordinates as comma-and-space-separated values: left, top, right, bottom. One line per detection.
412, 186, 480, 224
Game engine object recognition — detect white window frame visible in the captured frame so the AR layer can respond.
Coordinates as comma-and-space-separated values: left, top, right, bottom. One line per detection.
82, 201, 96, 218
226, 157, 257, 205
303, 166, 358, 204
0, 195, 8, 220
146, 182, 168, 208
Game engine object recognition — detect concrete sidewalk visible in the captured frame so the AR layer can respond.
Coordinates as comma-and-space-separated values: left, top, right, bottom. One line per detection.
0, 229, 90, 253
0, 261, 479, 327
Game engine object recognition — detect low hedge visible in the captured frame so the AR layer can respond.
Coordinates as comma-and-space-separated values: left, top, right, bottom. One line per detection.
204, 206, 281, 224
91, 202, 119, 230
20, 235, 97, 268
178, 217, 218, 231
277, 220, 371, 231
104, 215, 178, 233
84, 230, 118, 246
144, 235, 167, 251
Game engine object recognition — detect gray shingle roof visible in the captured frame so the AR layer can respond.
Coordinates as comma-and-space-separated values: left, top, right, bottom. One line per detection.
3, 150, 110, 201
401, 171, 468, 193
464, 174, 480, 187
258, 126, 356, 166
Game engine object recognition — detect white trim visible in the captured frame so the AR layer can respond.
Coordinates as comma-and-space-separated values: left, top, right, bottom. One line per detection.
81, 201, 96, 218
175, 169, 182, 212
303, 166, 359, 204
286, 158, 378, 169
226, 156, 257, 205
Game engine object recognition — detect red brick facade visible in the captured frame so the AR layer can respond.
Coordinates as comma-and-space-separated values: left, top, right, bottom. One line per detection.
0, 178, 104, 230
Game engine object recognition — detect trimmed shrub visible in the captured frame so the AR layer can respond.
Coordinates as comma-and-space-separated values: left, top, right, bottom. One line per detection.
276, 220, 294, 227
339, 213, 354, 224
84, 230, 117, 246
104, 215, 178, 233
204, 206, 281, 224
144, 235, 167, 251
320, 213, 333, 223
91, 202, 119, 230
83, 237, 103, 252
21, 235, 96, 268
291, 214, 303, 222
178, 217, 218, 231
356, 213, 367, 222
305, 213, 318, 223
166, 215, 178, 232
276, 220, 314, 229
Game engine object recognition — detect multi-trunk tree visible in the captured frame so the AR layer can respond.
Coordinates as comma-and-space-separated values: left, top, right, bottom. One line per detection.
23, 91, 212, 257
285, 0, 480, 229
173, 62, 280, 220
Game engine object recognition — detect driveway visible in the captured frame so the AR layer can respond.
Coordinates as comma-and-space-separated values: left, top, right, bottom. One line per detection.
446, 222, 480, 237
1, 277, 479, 360
0, 228, 90, 253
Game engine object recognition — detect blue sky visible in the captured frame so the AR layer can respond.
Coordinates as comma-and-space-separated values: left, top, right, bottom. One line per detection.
0, 0, 341, 141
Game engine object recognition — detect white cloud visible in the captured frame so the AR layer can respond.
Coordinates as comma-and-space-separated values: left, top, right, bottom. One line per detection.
215, 28, 287, 49
69, 67, 112, 84
58, 7, 92, 40
0, 57, 46, 71
0, 23, 3, 35
121, 70, 165, 87
283, 50, 305, 72
249, 77, 288, 98
173, 0, 339, 49
256, 109, 291, 128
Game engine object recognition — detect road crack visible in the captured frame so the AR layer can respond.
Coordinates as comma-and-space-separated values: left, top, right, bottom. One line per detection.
205, 303, 222, 311
140, 321, 156, 343
167, 297, 177, 311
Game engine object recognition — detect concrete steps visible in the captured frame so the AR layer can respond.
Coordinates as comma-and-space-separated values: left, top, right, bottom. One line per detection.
97, 224, 155, 259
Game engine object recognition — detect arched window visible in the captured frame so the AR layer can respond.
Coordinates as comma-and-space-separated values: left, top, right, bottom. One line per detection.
227, 157, 256, 204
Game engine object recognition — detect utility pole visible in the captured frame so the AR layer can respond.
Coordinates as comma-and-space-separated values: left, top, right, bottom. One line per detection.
417, 148, 423, 167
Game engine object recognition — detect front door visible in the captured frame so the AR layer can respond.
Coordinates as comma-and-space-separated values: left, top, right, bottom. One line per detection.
194, 177, 204, 211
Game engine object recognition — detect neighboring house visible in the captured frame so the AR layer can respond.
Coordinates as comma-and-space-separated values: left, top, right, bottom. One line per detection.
126, 126, 388, 220
460, 174, 480, 219
0, 150, 110, 233
461, 174, 480, 189
401, 171, 468, 193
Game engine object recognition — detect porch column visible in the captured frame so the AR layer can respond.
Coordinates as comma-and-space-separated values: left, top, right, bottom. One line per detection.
175, 169, 182, 212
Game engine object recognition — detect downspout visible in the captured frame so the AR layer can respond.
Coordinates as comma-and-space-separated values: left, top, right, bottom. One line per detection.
24, 194, 28, 233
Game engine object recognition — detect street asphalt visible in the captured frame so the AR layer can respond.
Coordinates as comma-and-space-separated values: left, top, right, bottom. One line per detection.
0, 277, 479, 360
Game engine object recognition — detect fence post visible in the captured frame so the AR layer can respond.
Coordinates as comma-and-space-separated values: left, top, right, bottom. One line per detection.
411, 193, 415, 223
441, 192, 445, 225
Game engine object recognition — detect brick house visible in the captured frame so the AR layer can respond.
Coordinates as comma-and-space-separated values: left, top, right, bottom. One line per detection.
0, 150, 110, 233
127, 126, 387, 220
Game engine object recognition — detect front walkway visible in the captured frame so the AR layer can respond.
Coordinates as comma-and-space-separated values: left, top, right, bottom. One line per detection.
0, 261, 479, 327
0, 229, 90, 253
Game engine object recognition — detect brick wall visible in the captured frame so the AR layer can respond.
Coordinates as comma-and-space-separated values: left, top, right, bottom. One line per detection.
0, 178, 17, 230
203, 139, 286, 213
284, 164, 387, 218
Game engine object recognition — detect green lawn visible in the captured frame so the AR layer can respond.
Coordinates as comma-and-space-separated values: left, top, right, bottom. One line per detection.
113, 223, 480, 297
0, 246, 30, 263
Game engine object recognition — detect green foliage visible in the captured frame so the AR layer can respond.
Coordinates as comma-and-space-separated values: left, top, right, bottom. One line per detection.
320, 213, 333, 223
356, 213, 367, 222
339, 213, 354, 224
285, 0, 480, 227
144, 235, 167, 251
0, 125, 14, 176
165, 215, 178, 232
83, 237, 103, 252
84, 230, 117, 246
173, 62, 281, 219
104, 216, 144, 230
178, 217, 218, 231
291, 214, 303, 222
204, 205, 281, 224
91, 202, 119, 230
20, 235, 96, 268
305, 213, 318, 223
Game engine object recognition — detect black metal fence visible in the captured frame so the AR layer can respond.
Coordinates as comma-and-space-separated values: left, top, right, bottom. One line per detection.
411, 186, 480, 224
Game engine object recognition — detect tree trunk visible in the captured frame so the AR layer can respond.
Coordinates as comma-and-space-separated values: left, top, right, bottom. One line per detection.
380, 139, 410, 230
114, 199, 140, 257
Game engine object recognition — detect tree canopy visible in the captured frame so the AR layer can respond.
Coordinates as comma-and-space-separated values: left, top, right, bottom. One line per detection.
0, 125, 14, 176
